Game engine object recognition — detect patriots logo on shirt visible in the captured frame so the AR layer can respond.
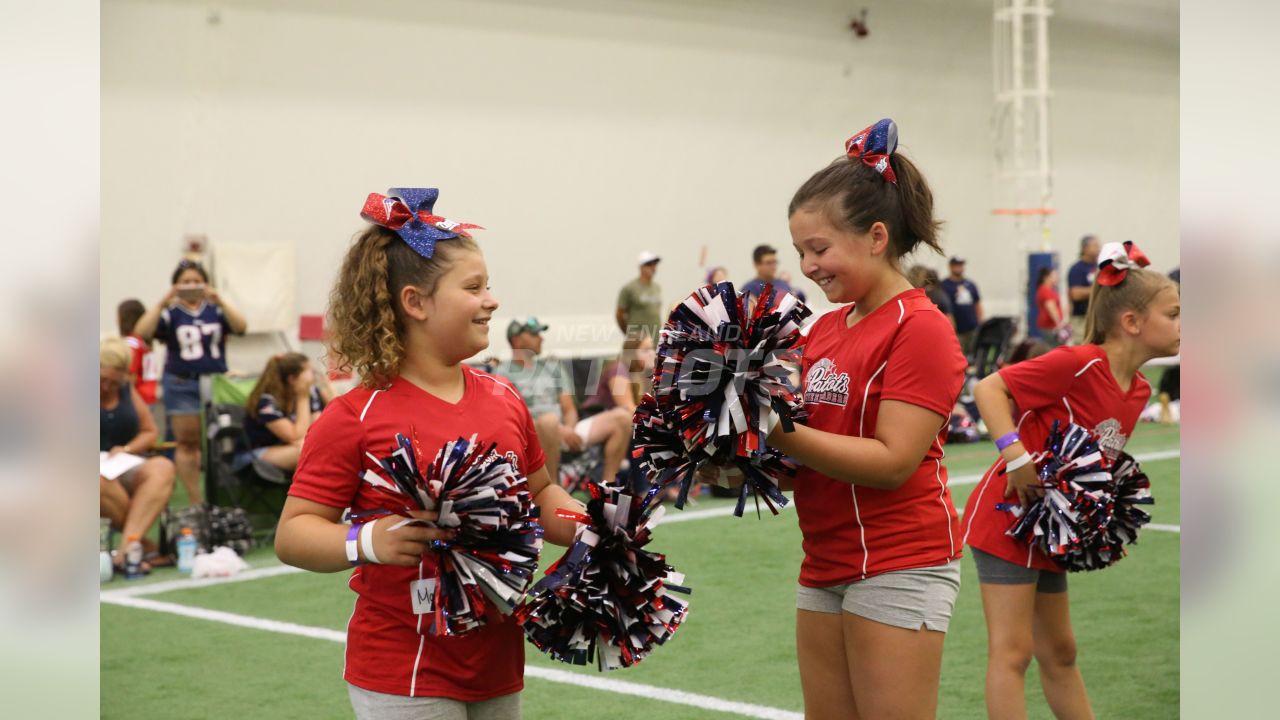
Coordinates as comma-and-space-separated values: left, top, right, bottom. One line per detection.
1093, 418, 1126, 461
805, 358, 850, 407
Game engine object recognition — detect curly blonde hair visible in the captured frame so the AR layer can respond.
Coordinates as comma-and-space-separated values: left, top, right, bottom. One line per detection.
327, 226, 479, 388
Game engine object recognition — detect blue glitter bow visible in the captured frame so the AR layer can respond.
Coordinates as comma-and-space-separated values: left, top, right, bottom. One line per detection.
360, 187, 483, 259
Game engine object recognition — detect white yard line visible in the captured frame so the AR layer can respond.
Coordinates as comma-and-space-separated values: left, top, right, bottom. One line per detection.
100, 594, 802, 720
102, 449, 1181, 600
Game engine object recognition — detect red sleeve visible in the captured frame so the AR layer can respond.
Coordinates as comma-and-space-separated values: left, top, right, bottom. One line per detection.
289, 397, 364, 508
880, 310, 966, 417
1035, 284, 1053, 308
998, 345, 1086, 412
519, 401, 547, 477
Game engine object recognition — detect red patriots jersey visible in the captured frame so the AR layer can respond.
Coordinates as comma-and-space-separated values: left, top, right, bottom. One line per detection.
289, 368, 545, 700
125, 334, 159, 404
961, 344, 1151, 570
794, 288, 967, 587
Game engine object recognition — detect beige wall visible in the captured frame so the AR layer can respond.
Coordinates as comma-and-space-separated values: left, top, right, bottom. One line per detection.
102, 0, 1177, 364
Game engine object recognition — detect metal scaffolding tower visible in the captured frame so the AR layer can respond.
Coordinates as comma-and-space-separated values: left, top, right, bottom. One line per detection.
992, 0, 1054, 251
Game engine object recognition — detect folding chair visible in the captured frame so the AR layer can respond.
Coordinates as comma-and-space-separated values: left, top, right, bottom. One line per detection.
202, 375, 290, 541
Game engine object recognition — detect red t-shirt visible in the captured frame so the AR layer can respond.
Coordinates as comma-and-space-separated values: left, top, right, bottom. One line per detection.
961, 344, 1151, 570
125, 334, 159, 405
793, 288, 967, 587
1035, 284, 1062, 330
289, 367, 546, 700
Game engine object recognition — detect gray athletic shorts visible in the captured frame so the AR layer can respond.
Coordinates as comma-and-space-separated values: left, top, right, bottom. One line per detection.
970, 546, 1067, 593
795, 559, 962, 632
348, 684, 521, 720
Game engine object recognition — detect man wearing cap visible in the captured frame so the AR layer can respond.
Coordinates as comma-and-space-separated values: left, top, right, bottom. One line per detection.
616, 251, 664, 342
494, 317, 631, 486
1066, 234, 1101, 344
940, 256, 984, 355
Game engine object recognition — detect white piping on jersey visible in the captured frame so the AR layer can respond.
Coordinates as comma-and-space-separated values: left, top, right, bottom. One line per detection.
933, 435, 955, 557
896, 299, 906, 324
342, 570, 360, 683
960, 411, 1029, 547
1074, 357, 1103, 377
472, 368, 520, 399
409, 559, 426, 696
1062, 397, 1074, 425
359, 390, 383, 422
409, 635, 426, 696
853, 360, 888, 578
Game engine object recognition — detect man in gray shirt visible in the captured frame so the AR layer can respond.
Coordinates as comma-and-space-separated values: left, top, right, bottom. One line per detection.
493, 317, 630, 485
616, 251, 664, 342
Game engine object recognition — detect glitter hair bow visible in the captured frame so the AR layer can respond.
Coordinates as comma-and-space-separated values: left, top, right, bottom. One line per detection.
844, 118, 899, 184
1096, 241, 1150, 287
360, 188, 483, 259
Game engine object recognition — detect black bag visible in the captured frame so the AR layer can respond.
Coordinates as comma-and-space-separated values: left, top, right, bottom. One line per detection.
160, 503, 254, 557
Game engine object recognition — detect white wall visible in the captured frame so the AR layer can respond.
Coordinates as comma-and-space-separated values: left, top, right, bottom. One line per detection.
102, 0, 1177, 368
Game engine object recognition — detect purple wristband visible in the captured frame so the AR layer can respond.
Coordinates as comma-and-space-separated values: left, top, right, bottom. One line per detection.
995, 431, 1021, 451
345, 523, 364, 566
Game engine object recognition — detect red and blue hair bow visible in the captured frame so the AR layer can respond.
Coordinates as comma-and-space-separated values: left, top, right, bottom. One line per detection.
1097, 241, 1151, 286
845, 118, 899, 184
360, 188, 483, 259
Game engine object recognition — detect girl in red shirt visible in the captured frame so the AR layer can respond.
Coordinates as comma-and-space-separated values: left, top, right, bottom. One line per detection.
763, 119, 968, 719
274, 188, 582, 720
961, 242, 1179, 719
1035, 266, 1067, 346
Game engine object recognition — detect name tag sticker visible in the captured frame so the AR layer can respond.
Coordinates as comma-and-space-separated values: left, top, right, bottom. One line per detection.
411, 578, 436, 615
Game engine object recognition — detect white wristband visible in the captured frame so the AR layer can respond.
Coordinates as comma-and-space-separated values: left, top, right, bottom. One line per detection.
1005, 452, 1034, 472
345, 523, 362, 565
360, 519, 382, 564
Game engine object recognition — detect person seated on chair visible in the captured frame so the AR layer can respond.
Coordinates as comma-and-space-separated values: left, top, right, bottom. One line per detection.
494, 317, 631, 485
100, 337, 176, 573
240, 352, 324, 472
585, 332, 656, 415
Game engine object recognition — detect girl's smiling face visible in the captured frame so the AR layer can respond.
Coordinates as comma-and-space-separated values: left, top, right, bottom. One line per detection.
416, 248, 500, 363
789, 204, 888, 305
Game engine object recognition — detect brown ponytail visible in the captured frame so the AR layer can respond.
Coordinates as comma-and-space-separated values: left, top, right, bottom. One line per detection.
326, 226, 479, 388
788, 151, 943, 260
246, 352, 309, 419
1082, 267, 1177, 344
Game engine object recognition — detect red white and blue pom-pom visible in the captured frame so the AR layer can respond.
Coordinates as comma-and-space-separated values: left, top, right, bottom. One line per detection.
637, 281, 810, 515
518, 481, 690, 671
358, 432, 543, 635
1000, 421, 1153, 571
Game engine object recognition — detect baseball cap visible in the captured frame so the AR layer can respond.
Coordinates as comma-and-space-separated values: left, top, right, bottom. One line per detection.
506, 316, 548, 341
949, 256, 966, 264
637, 250, 661, 266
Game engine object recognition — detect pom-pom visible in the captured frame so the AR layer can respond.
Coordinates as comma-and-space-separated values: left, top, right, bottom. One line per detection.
1000, 421, 1154, 571
637, 281, 809, 515
359, 432, 543, 635
518, 482, 690, 670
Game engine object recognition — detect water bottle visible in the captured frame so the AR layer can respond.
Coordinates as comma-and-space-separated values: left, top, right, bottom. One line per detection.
177, 527, 198, 574
123, 535, 145, 580
99, 518, 113, 583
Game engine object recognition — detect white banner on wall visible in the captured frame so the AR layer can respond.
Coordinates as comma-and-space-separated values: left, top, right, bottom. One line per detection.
211, 241, 295, 333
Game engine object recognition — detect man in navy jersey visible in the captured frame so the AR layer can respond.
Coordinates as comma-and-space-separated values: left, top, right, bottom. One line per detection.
940, 256, 984, 355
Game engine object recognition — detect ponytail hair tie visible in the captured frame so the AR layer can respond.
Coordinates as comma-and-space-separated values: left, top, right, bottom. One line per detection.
1097, 241, 1151, 286
360, 187, 484, 260
844, 118, 899, 184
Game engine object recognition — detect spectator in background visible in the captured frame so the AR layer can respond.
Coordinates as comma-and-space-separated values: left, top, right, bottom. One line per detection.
616, 251, 664, 342
496, 317, 631, 485
1067, 234, 1101, 343
134, 259, 248, 505
941, 255, 984, 354
100, 337, 175, 573
743, 244, 798, 305
908, 264, 954, 326
584, 333, 657, 415
241, 352, 324, 472
117, 299, 160, 423
1034, 266, 1068, 346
